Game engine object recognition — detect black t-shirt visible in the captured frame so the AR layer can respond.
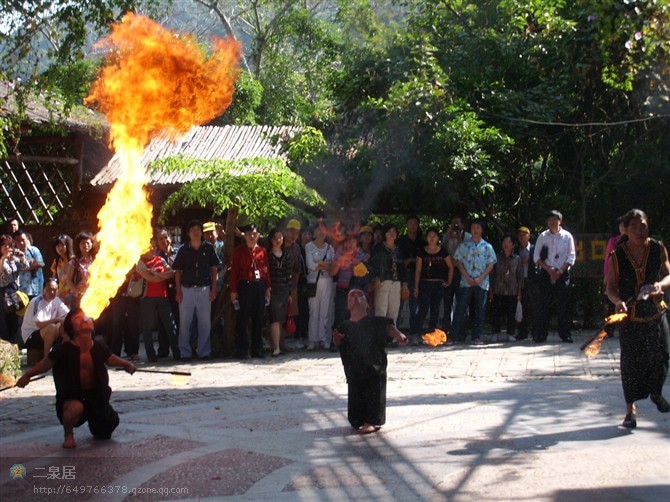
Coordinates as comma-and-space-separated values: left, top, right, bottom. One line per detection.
172, 241, 220, 287
338, 316, 393, 381
398, 235, 427, 272
417, 247, 450, 281
48, 339, 113, 406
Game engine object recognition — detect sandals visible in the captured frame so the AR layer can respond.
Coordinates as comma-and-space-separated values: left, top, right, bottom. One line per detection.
622, 412, 637, 429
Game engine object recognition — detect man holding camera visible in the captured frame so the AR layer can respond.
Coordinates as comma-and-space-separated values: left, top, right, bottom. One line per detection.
441, 216, 470, 332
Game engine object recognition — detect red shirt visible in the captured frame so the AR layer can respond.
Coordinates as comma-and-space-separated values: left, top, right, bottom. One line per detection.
231, 244, 270, 293
138, 255, 168, 298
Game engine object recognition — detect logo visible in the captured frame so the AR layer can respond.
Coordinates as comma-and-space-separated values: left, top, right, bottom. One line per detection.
10, 464, 26, 480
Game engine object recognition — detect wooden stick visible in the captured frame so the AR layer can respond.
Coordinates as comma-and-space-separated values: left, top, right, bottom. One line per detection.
116, 368, 192, 376
0, 374, 47, 392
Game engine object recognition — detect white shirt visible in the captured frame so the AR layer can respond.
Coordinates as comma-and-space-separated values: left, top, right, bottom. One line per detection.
21, 295, 69, 342
304, 241, 334, 283
533, 228, 576, 270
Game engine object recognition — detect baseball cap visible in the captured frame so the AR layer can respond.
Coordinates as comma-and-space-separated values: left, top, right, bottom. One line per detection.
286, 219, 301, 231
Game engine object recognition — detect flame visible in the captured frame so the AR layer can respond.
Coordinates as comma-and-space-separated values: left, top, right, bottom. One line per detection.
422, 329, 447, 347
605, 313, 628, 324
583, 330, 608, 358
81, 13, 241, 318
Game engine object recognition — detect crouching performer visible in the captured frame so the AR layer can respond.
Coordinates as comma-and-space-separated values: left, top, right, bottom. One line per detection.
17, 308, 136, 448
333, 289, 408, 434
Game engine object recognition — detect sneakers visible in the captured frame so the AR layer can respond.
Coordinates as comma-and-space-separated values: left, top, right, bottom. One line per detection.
306, 341, 316, 351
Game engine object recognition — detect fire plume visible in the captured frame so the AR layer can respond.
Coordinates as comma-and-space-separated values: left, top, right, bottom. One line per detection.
81, 13, 241, 318
605, 313, 628, 324
583, 330, 608, 358
422, 329, 447, 347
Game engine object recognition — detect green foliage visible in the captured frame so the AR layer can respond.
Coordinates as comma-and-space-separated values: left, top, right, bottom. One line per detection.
150, 156, 325, 225
39, 59, 101, 109
1, 0, 161, 76
217, 71, 264, 125
285, 127, 327, 164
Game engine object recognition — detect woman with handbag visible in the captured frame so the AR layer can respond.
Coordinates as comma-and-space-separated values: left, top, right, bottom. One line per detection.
490, 234, 523, 342
305, 224, 335, 350
267, 228, 295, 357
1, 234, 30, 342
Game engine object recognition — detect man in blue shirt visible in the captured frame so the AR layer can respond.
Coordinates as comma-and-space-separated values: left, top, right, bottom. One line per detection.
451, 218, 497, 344
14, 231, 44, 298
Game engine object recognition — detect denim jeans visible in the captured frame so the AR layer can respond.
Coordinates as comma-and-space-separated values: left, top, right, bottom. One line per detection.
140, 296, 178, 360
451, 285, 488, 342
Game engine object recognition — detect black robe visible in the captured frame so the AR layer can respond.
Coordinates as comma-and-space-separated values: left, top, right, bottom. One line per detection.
338, 316, 393, 428
610, 239, 670, 403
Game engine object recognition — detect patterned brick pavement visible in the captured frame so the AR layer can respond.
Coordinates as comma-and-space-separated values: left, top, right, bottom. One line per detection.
1, 331, 667, 501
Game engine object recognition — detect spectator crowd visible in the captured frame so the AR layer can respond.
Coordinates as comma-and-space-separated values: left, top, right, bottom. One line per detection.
1, 211, 579, 363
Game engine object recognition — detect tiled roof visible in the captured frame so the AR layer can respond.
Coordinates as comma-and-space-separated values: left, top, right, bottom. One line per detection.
90, 125, 301, 186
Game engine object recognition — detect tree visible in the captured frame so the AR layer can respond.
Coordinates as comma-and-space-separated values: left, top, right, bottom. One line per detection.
152, 156, 325, 225
151, 154, 325, 356
319, 0, 670, 236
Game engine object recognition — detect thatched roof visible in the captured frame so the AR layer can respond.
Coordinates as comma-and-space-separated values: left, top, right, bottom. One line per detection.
0, 81, 108, 134
91, 125, 302, 186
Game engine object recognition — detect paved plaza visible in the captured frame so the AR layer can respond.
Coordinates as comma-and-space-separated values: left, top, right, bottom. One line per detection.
1, 330, 668, 501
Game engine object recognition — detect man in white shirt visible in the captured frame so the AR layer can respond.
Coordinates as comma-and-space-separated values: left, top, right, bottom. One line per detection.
533, 210, 576, 343
21, 278, 70, 359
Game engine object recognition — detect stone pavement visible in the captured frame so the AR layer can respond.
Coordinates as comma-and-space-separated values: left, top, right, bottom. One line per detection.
1, 330, 668, 501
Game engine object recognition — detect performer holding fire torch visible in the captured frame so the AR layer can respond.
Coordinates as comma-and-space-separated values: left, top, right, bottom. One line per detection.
605, 208, 670, 428
16, 308, 136, 448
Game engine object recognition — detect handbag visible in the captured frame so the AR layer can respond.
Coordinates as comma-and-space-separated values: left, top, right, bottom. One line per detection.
307, 244, 330, 298
4, 290, 29, 315
515, 299, 523, 323
126, 274, 147, 298
284, 297, 297, 334
306, 277, 319, 298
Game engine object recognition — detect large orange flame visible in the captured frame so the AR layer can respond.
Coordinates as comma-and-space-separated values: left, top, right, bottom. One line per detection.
81, 13, 241, 318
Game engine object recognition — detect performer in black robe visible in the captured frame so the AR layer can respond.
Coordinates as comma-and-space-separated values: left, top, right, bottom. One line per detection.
606, 209, 670, 428
17, 308, 136, 447
333, 289, 408, 434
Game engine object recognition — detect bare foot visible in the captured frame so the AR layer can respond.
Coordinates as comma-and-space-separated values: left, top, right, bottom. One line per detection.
63, 434, 76, 448
358, 423, 376, 434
